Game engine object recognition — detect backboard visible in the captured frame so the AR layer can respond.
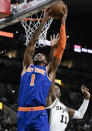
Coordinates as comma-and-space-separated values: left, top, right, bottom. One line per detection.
0, 0, 61, 29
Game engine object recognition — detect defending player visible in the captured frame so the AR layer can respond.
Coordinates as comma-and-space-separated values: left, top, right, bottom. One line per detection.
17, 3, 67, 131
46, 32, 90, 131
46, 82, 90, 131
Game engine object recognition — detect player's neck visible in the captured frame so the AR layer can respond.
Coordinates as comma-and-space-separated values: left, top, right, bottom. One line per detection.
57, 96, 60, 100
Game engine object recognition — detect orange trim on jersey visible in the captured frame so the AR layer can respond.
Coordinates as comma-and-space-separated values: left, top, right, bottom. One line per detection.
54, 25, 67, 60
21, 64, 33, 76
18, 106, 45, 111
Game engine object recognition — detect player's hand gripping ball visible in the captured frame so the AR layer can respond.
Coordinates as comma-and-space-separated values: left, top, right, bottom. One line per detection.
47, 2, 65, 19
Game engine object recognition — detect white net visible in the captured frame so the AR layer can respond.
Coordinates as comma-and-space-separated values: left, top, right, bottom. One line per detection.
21, 10, 53, 48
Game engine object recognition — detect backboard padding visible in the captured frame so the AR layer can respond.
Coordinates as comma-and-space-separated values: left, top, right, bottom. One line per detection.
0, 0, 61, 29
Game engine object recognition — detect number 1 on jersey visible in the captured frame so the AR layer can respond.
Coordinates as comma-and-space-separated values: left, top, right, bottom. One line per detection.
30, 74, 35, 86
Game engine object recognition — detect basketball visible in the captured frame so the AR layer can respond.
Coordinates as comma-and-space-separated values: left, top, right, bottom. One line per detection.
48, 2, 65, 19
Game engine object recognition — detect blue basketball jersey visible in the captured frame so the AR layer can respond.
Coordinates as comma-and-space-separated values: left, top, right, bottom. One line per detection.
18, 64, 52, 107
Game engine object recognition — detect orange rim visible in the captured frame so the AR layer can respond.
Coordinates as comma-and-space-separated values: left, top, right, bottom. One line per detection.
23, 17, 44, 22
22, 9, 46, 22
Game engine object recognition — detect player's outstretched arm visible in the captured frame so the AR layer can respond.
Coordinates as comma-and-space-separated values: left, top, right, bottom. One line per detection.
47, 5, 67, 80
67, 85, 90, 119
23, 11, 50, 69
47, 34, 60, 106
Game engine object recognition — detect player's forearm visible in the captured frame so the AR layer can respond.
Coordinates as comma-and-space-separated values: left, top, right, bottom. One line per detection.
46, 92, 56, 107
58, 25, 66, 50
73, 99, 89, 119
53, 25, 66, 60
53, 5, 67, 59
46, 94, 54, 107
48, 25, 66, 73
47, 76, 56, 106
49, 46, 56, 62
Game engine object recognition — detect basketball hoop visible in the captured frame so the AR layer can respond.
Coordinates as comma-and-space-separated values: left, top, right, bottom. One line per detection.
21, 10, 53, 48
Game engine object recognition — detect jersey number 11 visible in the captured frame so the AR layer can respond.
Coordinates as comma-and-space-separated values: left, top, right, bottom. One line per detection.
60, 115, 68, 124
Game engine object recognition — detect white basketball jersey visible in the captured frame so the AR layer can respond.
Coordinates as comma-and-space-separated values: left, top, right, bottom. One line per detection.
49, 98, 69, 131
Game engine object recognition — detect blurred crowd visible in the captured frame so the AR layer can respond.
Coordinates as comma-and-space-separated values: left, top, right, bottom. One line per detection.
0, 111, 17, 131
66, 115, 92, 131
0, 61, 21, 84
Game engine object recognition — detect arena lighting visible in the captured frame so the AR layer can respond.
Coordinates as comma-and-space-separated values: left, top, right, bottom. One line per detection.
67, 35, 69, 38
74, 44, 92, 54
0, 102, 3, 110
12, 90, 15, 93
0, 31, 14, 38
0, 50, 7, 55
74, 45, 81, 52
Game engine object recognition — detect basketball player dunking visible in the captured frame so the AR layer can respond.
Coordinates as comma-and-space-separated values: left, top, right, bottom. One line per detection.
17, 3, 67, 131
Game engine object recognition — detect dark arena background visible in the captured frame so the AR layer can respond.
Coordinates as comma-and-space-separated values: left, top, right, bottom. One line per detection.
0, 0, 92, 130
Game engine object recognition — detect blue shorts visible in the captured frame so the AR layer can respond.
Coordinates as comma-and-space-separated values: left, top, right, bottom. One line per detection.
17, 110, 49, 131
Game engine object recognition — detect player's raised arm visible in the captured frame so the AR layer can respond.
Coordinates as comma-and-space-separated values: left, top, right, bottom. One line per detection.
47, 5, 67, 79
23, 11, 50, 69
47, 34, 60, 106
67, 85, 90, 119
